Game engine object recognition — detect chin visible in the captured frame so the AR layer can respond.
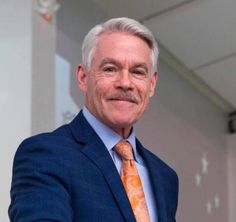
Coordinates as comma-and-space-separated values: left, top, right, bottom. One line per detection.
109, 116, 137, 128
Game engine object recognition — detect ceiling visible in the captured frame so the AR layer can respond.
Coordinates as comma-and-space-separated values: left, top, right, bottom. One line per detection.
91, 0, 236, 112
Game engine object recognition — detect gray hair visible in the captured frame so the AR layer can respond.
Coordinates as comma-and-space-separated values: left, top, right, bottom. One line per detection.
82, 17, 159, 73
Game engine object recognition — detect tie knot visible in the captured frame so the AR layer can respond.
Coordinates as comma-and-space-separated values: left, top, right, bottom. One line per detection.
115, 140, 134, 160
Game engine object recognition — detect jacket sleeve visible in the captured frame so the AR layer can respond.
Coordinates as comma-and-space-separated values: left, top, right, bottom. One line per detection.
8, 137, 73, 222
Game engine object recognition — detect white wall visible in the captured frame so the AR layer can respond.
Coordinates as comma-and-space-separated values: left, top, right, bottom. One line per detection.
0, 1, 32, 221
31, 0, 56, 134
0, 1, 57, 221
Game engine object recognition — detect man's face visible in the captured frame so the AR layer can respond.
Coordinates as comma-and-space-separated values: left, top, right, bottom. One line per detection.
77, 32, 157, 136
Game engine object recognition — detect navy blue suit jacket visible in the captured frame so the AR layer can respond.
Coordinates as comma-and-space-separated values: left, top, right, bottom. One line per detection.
9, 111, 178, 222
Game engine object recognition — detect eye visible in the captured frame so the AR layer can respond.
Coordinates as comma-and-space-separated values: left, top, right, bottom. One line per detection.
103, 66, 117, 73
132, 68, 147, 77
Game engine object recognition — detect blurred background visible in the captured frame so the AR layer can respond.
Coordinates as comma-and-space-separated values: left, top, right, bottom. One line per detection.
1, 0, 236, 221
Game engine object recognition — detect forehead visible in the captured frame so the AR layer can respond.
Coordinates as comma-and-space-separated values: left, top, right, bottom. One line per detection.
92, 32, 152, 66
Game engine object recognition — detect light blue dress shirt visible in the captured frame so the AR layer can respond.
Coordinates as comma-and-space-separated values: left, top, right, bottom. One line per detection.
83, 107, 158, 221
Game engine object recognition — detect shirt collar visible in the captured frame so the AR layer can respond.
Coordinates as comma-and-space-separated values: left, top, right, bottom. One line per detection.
82, 107, 140, 162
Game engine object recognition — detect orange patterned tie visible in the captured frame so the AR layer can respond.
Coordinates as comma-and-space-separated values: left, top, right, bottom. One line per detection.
115, 140, 150, 222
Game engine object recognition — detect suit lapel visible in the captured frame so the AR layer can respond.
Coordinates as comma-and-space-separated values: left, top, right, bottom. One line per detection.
137, 140, 168, 222
69, 111, 136, 222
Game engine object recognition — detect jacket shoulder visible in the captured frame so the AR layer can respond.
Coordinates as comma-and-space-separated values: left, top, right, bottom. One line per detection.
15, 123, 80, 160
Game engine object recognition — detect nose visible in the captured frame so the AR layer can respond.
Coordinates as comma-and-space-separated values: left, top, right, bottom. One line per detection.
114, 70, 134, 90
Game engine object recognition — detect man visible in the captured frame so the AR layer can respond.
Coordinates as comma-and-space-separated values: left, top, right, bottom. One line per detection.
9, 17, 178, 222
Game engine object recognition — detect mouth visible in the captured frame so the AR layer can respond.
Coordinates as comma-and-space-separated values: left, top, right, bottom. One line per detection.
108, 98, 137, 104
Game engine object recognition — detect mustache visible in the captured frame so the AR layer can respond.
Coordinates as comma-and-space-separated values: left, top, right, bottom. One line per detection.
107, 91, 139, 104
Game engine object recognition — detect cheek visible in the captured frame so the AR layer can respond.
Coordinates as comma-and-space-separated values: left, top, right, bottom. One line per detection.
89, 79, 109, 103
97, 77, 114, 92
139, 84, 152, 100
87, 77, 100, 95
138, 85, 153, 110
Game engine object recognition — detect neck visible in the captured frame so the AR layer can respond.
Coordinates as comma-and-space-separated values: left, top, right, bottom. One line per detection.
113, 126, 132, 139
84, 106, 133, 139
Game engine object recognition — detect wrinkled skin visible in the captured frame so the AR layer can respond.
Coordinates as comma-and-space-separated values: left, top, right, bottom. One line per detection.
77, 32, 157, 138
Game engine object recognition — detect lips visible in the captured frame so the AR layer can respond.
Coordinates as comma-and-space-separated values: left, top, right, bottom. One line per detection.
110, 98, 135, 103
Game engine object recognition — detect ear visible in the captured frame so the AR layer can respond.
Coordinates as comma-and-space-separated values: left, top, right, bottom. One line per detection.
149, 71, 158, 98
76, 64, 88, 92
